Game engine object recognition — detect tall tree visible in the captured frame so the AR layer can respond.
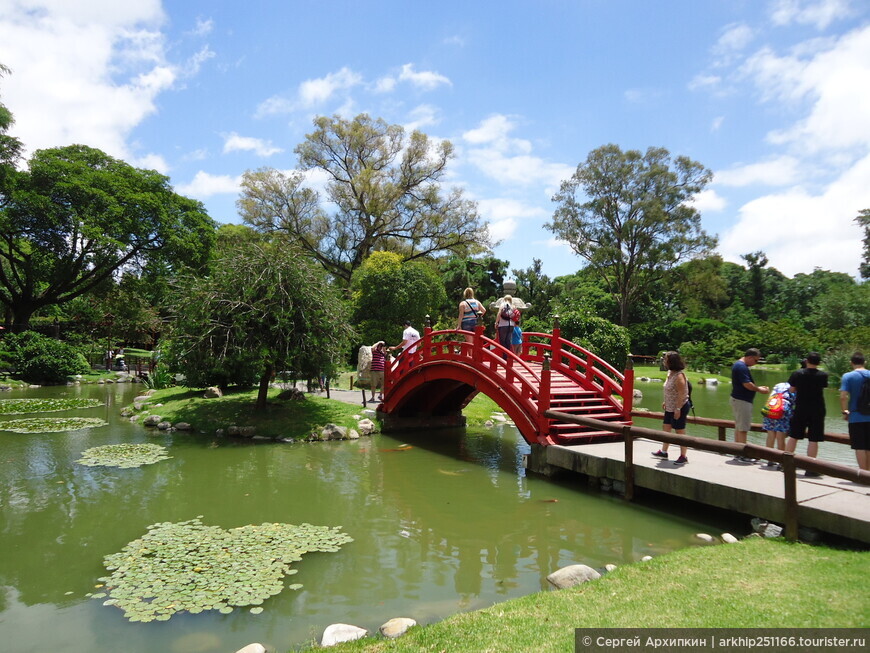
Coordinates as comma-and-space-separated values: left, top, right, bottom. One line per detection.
547, 144, 716, 326
512, 258, 554, 320
0, 63, 23, 199
166, 240, 354, 410
238, 114, 490, 285
857, 208, 870, 280
0, 145, 215, 330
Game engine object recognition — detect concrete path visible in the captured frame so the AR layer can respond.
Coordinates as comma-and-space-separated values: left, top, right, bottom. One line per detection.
540, 439, 870, 543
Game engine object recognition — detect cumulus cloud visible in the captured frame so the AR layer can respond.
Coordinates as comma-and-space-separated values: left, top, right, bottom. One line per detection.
174, 170, 242, 198
743, 24, 870, 152
718, 152, 870, 277
298, 67, 362, 107
770, 0, 853, 29
221, 132, 283, 157
0, 1, 196, 163
404, 104, 440, 131
714, 156, 802, 187
397, 63, 451, 90
689, 189, 727, 213
461, 114, 573, 189
476, 198, 549, 244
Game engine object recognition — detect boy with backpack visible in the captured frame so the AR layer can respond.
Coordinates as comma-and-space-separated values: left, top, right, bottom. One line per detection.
840, 352, 870, 471
761, 382, 794, 468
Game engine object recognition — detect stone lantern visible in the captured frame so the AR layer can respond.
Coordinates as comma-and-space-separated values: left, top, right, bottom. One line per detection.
490, 280, 531, 314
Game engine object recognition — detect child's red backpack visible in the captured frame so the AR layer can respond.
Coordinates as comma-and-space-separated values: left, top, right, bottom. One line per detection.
761, 392, 786, 420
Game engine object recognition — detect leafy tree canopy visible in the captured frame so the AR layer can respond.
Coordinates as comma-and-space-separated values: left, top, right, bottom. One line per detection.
238, 114, 490, 285
0, 145, 216, 331
547, 144, 717, 326
856, 208, 870, 279
350, 251, 447, 349
165, 240, 354, 410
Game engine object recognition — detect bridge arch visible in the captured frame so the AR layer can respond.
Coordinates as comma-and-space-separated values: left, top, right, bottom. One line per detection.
377, 324, 633, 446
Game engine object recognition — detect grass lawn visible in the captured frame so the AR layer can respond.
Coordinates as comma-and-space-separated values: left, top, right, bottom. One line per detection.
133, 386, 365, 439
316, 538, 869, 652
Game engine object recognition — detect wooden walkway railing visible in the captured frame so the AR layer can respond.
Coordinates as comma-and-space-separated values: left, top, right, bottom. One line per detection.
545, 410, 869, 542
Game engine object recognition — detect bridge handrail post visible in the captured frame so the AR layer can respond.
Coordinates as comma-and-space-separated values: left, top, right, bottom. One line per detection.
551, 315, 562, 372
423, 314, 432, 363
473, 321, 484, 363
622, 358, 634, 420
538, 353, 552, 439
623, 424, 634, 501
781, 451, 799, 542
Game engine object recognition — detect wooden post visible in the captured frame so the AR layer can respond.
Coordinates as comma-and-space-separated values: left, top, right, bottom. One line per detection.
538, 353, 552, 440
623, 425, 634, 501
718, 426, 727, 441
781, 451, 798, 541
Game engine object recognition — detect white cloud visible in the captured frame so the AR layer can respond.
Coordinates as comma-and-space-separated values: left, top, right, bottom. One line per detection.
175, 170, 242, 198
0, 1, 183, 162
770, 0, 853, 29
398, 63, 451, 90
476, 198, 549, 244
718, 152, 870, 277
711, 116, 725, 131
689, 189, 727, 213
534, 236, 572, 251
715, 23, 755, 55
221, 132, 283, 157
461, 115, 573, 189
298, 67, 362, 106
255, 95, 295, 117
373, 76, 397, 93
714, 156, 802, 187
132, 152, 170, 173
404, 104, 440, 131
688, 73, 723, 91
486, 217, 518, 242
188, 17, 214, 37
745, 24, 870, 152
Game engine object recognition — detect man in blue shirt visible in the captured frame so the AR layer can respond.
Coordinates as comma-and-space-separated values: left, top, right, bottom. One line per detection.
730, 348, 769, 462
840, 351, 870, 471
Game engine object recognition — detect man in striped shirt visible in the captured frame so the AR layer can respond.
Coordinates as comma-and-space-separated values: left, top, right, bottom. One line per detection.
370, 341, 386, 402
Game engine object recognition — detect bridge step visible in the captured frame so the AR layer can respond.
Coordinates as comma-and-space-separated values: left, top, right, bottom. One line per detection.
551, 430, 624, 444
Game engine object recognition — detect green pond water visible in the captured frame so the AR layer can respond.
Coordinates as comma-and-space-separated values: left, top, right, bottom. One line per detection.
0, 375, 852, 653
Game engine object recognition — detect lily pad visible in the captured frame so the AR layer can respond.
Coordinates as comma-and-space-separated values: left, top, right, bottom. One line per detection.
0, 398, 103, 415
76, 443, 171, 468
95, 517, 352, 622
0, 417, 108, 434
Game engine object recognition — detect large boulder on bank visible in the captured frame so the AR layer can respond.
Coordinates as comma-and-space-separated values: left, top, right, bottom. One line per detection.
546, 564, 601, 589
357, 418, 376, 435
203, 387, 222, 398
142, 415, 162, 427
321, 623, 367, 647
379, 617, 417, 638
321, 424, 348, 440
276, 387, 305, 400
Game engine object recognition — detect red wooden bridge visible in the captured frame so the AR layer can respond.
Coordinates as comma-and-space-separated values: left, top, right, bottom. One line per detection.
378, 320, 634, 445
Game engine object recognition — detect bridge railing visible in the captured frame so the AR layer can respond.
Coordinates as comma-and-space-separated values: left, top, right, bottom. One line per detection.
518, 320, 631, 418
544, 409, 870, 542
385, 324, 545, 411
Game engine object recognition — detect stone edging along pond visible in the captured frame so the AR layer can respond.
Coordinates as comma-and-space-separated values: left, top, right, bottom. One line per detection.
119, 386, 380, 442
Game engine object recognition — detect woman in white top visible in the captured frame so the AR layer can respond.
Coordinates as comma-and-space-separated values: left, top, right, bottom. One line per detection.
496, 294, 515, 354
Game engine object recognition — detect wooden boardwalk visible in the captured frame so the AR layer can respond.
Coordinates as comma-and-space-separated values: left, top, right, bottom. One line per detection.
527, 439, 870, 544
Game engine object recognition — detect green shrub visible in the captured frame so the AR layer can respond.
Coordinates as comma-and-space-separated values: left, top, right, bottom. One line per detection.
0, 331, 90, 384
557, 311, 630, 369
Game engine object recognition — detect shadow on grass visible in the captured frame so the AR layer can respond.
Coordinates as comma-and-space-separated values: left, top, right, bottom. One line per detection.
153, 387, 362, 439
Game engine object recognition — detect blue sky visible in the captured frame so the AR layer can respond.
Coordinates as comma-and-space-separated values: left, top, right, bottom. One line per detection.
1, 0, 869, 280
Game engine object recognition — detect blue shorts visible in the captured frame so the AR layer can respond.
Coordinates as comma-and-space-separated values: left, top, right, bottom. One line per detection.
461, 317, 477, 331
664, 401, 691, 430
511, 326, 522, 345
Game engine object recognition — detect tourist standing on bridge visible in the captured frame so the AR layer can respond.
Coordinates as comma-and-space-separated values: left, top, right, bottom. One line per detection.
840, 352, 870, 471
496, 295, 517, 354
390, 320, 421, 364
652, 351, 690, 465
785, 351, 828, 477
730, 348, 769, 462
456, 287, 485, 343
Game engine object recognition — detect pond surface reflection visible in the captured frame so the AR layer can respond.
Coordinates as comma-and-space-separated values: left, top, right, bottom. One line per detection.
1, 383, 737, 653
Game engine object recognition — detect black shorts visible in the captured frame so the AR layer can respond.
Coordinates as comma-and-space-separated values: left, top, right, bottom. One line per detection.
789, 410, 825, 442
664, 401, 690, 430
848, 421, 870, 451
